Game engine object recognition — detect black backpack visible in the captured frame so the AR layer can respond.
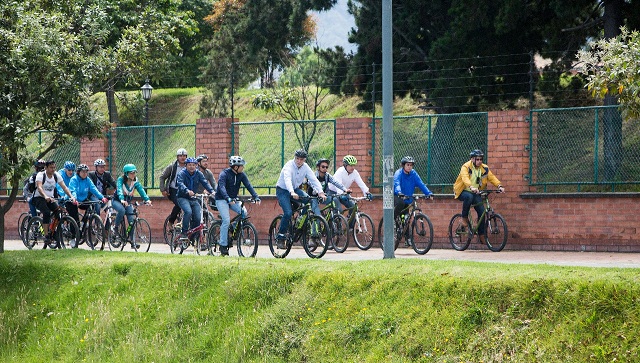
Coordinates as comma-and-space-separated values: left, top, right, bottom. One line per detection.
28, 171, 59, 195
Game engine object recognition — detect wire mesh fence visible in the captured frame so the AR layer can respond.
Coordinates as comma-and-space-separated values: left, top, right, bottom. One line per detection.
529, 106, 640, 192
107, 124, 196, 189
371, 113, 488, 193
25, 132, 81, 169
231, 119, 336, 194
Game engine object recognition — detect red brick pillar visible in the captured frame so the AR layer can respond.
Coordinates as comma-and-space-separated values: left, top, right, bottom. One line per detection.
196, 117, 234, 176
80, 136, 109, 167
335, 117, 376, 192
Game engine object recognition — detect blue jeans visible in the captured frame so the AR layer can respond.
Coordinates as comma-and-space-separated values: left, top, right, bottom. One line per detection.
112, 200, 135, 232
177, 197, 202, 234
215, 199, 243, 247
458, 190, 485, 235
28, 198, 37, 217
311, 195, 337, 216
276, 187, 308, 235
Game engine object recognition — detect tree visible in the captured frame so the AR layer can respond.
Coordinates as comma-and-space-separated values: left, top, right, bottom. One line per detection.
0, 3, 110, 251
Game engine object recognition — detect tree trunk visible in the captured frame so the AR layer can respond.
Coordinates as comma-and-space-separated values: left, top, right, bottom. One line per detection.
0, 177, 20, 253
602, 0, 623, 181
106, 82, 119, 126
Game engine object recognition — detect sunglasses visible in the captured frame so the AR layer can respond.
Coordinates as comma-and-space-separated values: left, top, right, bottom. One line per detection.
319, 165, 329, 169
474, 158, 483, 161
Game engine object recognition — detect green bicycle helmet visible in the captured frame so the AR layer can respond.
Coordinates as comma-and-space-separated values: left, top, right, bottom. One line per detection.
123, 164, 137, 174
343, 155, 357, 166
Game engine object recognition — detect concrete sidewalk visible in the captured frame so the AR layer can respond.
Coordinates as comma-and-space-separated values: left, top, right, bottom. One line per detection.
3, 239, 640, 268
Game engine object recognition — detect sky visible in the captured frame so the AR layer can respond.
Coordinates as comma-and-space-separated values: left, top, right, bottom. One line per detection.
311, 0, 357, 53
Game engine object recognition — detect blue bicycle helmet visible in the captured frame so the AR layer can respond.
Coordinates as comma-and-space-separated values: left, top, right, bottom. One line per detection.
64, 161, 76, 170
185, 157, 198, 164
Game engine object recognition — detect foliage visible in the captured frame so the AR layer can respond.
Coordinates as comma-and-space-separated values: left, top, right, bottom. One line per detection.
578, 27, 640, 120
1, 251, 640, 362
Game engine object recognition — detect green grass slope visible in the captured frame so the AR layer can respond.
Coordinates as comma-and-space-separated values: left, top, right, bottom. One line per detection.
1, 251, 638, 362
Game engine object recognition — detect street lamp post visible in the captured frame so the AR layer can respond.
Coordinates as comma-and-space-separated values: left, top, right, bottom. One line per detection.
141, 80, 153, 188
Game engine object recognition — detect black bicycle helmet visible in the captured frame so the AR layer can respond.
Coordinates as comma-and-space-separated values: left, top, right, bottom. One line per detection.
469, 149, 484, 158
294, 149, 308, 158
196, 154, 208, 162
76, 164, 89, 172
400, 156, 415, 165
316, 158, 330, 167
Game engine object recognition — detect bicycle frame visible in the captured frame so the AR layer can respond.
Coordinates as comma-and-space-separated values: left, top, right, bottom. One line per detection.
466, 191, 496, 235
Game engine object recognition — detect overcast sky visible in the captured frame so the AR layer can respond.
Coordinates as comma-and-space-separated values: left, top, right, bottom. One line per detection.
311, 0, 357, 53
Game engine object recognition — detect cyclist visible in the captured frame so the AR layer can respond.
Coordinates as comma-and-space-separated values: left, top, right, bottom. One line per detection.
393, 156, 433, 220
274, 149, 326, 248
453, 149, 504, 244
23, 159, 46, 217
214, 156, 261, 256
329, 155, 373, 226
67, 164, 107, 248
176, 157, 215, 242
56, 161, 76, 204
88, 158, 116, 214
159, 148, 188, 228
195, 154, 217, 193
32, 160, 76, 245
113, 164, 152, 247
310, 158, 347, 217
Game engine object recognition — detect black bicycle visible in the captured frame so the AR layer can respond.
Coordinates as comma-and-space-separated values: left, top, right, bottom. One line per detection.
342, 195, 375, 250
377, 195, 434, 255
107, 200, 152, 252
319, 198, 349, 253
448, 190, 508, 252
72, 200, 105, 250
207, 198, 259, 257
267, 196, 331, 259
25, 201, 79, 250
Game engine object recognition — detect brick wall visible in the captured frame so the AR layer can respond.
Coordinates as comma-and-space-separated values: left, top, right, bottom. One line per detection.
4, 111, 640, 252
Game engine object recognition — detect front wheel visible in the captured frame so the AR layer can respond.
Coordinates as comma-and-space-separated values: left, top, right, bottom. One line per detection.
134, 218, 152, 252
18, 212, 29, 244
329, 214, 349, 253
411, 213, 433, 255
85, 214, 104, 250
302, 215, 329, 259
448, 214, 471, 251
237, 222, 259, 257
377, 217, 399, 251
352, 213, 375, 250
268, 215, 292, 258
485, 213, 508, 252
25, 216, 45, 250
207, 221, 221, 256
57, 216, 78, 249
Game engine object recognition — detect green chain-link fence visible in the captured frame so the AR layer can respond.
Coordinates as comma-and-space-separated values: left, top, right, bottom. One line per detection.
107, 124, 195, 190
231, 119, 336, 194
25, 132, 81, 169
529, 106, 640, 192
371, 113, 488, 193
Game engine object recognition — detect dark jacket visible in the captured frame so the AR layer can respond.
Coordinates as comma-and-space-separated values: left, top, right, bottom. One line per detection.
88, 170, 116, 196
159, 160, 180, 193
214, 168, 258, 200
176, 168, 214, 198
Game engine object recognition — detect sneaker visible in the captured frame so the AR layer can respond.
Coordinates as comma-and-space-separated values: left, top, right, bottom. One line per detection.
70, 239, 77, 248
179, 232, 189, 240
220, 245, 229, 256
131, 242, 140, 249
276, 233, 286, 249
307, 239, 317, 248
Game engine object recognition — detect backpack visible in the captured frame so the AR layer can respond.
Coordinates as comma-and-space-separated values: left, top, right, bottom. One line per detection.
28, 171, 59, 195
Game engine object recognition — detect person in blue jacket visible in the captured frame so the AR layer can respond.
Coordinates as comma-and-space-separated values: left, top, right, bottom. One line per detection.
214, 155, 261, 256
66, 164, 107, 247
57, 161, 76, 203
393, 156, 433, 219
176, 157, 215, 241
112, 164, 152, 246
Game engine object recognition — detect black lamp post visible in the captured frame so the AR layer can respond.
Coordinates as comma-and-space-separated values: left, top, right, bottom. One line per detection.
141, 80, 153, 188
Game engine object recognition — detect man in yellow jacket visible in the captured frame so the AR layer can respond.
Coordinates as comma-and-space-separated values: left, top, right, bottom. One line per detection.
453, 149, 504, 244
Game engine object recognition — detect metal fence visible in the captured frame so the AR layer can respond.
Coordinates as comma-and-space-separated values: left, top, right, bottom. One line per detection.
371, 113, 488, 193
107, 124, 196, 189
231, 119, 336, 194
25, 132, 81, 170
528, 106, 640, 192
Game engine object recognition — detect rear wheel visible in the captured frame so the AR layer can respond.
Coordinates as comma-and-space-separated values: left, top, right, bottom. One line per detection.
207, 221, 221, 256
378, 217, 400, 251
485, 213, 508, 252
448, 214, 471, 251
57, 216, 78, 249
302, 215, 329, 259
411, 213, 433, 255
268, 215, 292, 258
329, 214, 349, 253
108, 218, 125, 251
25, 216, 45, 250
237, 222, 259, 257
163, 216, 174, 245
352, 212, 375, 250
18, 212, 29, 243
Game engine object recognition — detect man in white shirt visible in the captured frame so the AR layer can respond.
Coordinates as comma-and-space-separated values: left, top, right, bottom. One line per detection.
274, 149, 326, 248
32, 160, 76, 243
329, 155, 373, 216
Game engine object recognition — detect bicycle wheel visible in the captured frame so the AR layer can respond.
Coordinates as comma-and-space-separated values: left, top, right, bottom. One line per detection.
108, 219, 125, 251
377, 218, 400, 251
268, 215, 292, 258
302, 215, 330, 259
134, 218, 152, 252
85, 214, 104, 250
448, 214, 472, 251
169, 229, 187, 254
411, 213, 434, 255
25, 216, 45, 250
18, 212, 29, 243
57, 216, 78, 249
352, 212, 375, 250
163, 216, 174, 245
329, 214, 349, 253
207, 220, 222, 256
485, 213, 508, 252
237, 222, 259, 257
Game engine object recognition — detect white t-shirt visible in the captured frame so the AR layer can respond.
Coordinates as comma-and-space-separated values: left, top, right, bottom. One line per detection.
329, 167, 370, 195
34, 171, 64, 198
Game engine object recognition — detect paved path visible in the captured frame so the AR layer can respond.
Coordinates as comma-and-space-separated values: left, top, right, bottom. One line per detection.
3, 239, 639, 268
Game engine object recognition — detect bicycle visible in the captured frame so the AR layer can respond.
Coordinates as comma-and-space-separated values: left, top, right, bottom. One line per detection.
319, 198, 349, 253
168, 194, 210, 255
207, 197, 259, 257
71, 200, 105, 250
163, 203, 214, 245
24, 201, 79, 250
342, 195, 375, 250
377, 194, 434, 255
106, 199, 152, 252
448, 190, 508, 252
267, 196, 331, 259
